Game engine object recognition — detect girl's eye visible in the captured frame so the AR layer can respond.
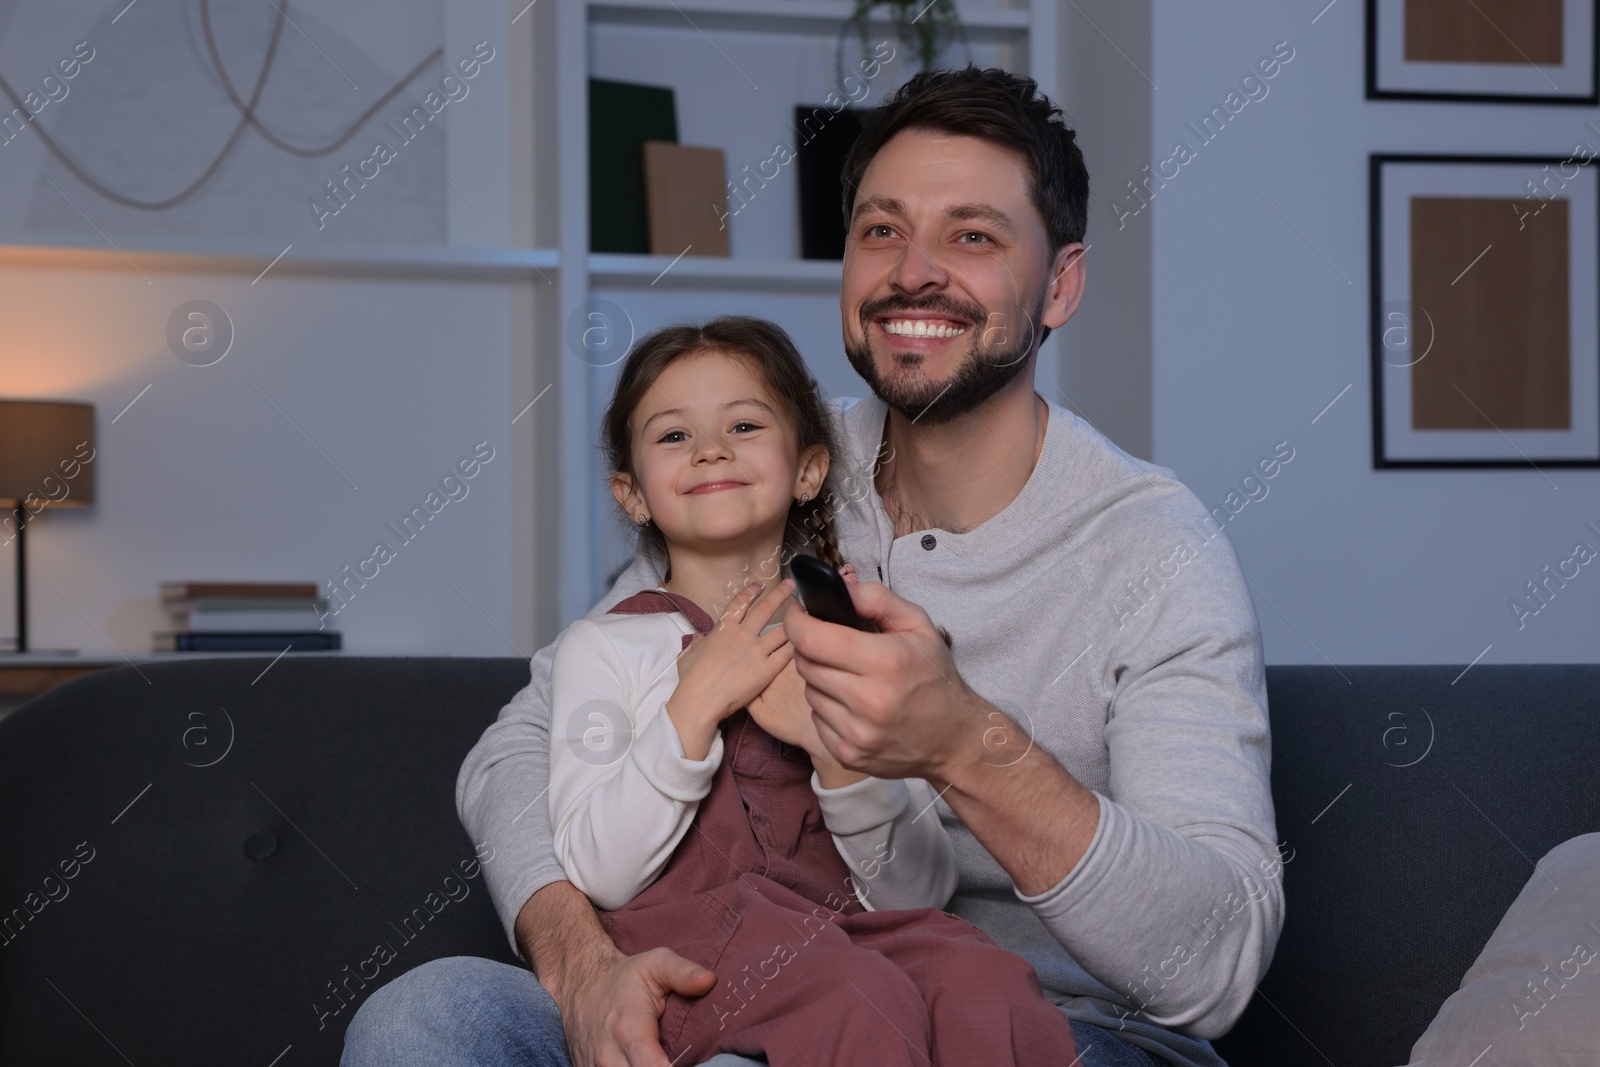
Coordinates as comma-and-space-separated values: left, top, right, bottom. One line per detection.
659, 430, 687, 443
732, 421, 760, 433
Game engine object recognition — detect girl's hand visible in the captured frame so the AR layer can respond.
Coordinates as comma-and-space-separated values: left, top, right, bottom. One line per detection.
748, 658, 869, 788
667, 579, 794, 754
745, 658, 820, 753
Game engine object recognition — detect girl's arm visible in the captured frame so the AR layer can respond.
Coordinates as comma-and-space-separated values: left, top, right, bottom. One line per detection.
548, 618, 724, 911
812, 773, 960, 911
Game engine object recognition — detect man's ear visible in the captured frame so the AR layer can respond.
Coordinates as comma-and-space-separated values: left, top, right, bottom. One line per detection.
1042, 242, 1087, 331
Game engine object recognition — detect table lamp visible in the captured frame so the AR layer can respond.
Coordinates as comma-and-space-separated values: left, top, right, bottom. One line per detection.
0, 400, 97, 655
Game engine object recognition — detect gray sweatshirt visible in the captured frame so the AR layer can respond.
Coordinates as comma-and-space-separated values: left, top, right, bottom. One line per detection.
457, 393, 1282, 1067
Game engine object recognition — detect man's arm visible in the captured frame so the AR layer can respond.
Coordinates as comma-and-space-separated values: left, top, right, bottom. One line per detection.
459, 550, 733, 1067
455, 549, 664, 961
928, 655, 1278, 1041
926, 519, 1281, 1040
788, 494, 1282, 1041
515, 879, 625, 1007
514, 879, 716, 1067
1030, 500, 1281, 1041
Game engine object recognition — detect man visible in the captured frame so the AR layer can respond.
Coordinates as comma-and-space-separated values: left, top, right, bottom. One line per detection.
344, 65, 1281, 1067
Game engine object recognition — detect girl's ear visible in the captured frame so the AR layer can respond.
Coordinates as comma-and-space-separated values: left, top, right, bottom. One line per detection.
795, 442, 830, 501
611, 472, 642, 515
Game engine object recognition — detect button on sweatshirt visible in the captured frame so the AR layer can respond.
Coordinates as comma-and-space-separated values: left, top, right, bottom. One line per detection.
457, 392, 1282, 1067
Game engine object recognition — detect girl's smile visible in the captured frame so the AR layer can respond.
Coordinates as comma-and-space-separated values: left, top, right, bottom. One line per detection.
685, 480, 750, 495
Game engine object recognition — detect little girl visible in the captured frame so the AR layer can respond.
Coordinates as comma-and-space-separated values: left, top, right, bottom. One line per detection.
547, 315, 1078, 1067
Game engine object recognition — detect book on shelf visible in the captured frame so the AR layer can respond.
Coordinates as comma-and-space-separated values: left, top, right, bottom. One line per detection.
160, 581, 321, 602
151, 631, 342, 652
161, 592, 330, 629
590, 77, 679, 254
643, 141, 730, 257
156, 580, 337, 651
169, 607, 329, 633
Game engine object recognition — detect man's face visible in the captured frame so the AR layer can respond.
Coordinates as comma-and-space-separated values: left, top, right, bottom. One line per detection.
840, 128, 1081, 425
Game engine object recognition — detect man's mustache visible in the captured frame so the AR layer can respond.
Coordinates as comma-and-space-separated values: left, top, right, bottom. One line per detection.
859, 295, 988, 328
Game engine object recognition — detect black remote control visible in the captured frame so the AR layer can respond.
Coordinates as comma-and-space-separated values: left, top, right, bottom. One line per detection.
789, 554, 871, 631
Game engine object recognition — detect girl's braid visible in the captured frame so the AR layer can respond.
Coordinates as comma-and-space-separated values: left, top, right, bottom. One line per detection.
797, 494, 952, 649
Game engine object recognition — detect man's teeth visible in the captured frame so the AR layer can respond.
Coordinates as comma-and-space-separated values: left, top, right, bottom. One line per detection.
882, 318, 968, 338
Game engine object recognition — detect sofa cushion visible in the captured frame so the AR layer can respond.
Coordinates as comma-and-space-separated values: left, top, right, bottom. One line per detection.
0, 656, 530, 1067
1213, 665, 1600, 1067
5, 658, 1599, 1067
1403, 832, 1600, 1066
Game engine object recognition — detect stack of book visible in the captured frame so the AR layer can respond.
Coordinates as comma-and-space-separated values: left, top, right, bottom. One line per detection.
155, 581, 341, 652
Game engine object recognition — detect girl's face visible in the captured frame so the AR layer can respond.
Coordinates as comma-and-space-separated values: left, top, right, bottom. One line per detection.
616, 349, 826, 550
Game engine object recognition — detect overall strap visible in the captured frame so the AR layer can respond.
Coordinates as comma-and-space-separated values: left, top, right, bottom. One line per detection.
608, 588, 712, 651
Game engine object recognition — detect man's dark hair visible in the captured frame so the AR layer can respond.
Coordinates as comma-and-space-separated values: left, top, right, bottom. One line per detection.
840, 62, 1089, 270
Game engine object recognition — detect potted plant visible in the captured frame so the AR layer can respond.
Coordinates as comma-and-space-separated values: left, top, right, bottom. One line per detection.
835, 0, 969, 94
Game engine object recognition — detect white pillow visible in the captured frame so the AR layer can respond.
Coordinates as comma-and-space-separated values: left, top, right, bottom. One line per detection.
1405, 832, 1600, 1066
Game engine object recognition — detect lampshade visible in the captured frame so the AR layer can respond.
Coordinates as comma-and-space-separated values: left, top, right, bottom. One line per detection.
0, 399, 97, 508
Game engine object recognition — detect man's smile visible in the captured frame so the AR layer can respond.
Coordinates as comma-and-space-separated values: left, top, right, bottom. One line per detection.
879, 316, 970, 339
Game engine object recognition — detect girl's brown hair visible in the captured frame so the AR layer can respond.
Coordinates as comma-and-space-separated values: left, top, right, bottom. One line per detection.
601, 315, 852, 588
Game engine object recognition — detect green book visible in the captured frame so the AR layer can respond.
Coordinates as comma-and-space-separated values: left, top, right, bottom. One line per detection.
589, 78, 679, 254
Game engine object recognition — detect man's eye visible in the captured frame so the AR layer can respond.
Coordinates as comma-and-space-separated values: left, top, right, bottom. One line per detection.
865, 224, 895, 238
959, 231, 992, 245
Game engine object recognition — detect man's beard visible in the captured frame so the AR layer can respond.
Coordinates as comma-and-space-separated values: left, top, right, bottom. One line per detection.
845, 294, 1043, 426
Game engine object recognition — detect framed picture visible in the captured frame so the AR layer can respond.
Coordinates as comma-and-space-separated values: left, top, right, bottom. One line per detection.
1366, 0, 1599, 104
1370, 154, 1600, 468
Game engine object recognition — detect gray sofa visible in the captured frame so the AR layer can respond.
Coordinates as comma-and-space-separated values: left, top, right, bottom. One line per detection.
1, 657, 1595, 1065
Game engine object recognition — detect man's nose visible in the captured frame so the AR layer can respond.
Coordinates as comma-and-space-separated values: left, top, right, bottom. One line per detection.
888, 238, 949, 293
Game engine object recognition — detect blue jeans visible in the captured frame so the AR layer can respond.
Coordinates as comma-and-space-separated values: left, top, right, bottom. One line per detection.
341, 956, 1169, 1067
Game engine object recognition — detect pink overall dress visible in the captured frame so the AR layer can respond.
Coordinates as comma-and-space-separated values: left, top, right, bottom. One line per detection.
595, 587, 1080, 1067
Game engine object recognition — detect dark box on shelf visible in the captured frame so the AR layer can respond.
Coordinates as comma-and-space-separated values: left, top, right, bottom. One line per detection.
795, 105, 865, 260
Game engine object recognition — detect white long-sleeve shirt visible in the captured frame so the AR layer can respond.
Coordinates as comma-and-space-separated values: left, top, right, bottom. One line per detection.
548, 605, 960, 913
460, 393, 1281, 1065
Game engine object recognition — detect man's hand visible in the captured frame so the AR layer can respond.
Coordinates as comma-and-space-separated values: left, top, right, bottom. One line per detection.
779, 576, 984, 786
518, 881, 716, 1067
553, 945, 717, 1067
781, 578, 1100, 897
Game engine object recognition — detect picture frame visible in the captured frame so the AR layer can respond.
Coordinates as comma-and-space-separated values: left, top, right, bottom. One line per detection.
1369, 153, 1600, 468
1366, 0, 1599, 105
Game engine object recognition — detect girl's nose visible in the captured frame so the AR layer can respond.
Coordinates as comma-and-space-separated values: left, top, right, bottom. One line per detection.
691, 434, 733, 462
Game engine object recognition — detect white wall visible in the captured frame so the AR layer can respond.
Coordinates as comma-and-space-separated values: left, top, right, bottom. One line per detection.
1060, 0, 1153, 461
16, 0, 1584, 667
1148, 0, 1599, 663
0, 0, 531, 658
1, 263, 519, 656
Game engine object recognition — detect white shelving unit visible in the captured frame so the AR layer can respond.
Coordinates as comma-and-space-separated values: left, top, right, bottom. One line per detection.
590, 252, 842, 290
0, 238, 559, 281
545, 0, 1062, 622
